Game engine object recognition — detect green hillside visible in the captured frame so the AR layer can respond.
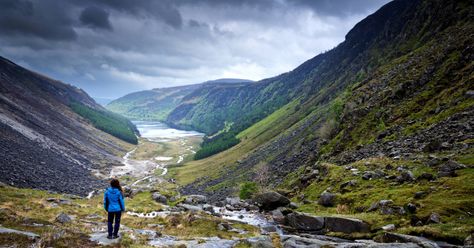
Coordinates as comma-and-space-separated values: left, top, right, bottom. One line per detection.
169, 0, 474, 242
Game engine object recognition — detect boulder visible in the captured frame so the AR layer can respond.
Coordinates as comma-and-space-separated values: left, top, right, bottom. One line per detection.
253, 192, 290, 211
318, 192, 336, 207
324, 217, 370, 233
55, 213, 72, 224
380, 232, 439, 247
438, 160, 466, 177
396, 170, 415, 183
151, 192, 168, 204
285, 212, 324, 231
270, 209, 286, 224
246, 236, 274, 248
184, 195, 207, 205
177, 203, 203, 212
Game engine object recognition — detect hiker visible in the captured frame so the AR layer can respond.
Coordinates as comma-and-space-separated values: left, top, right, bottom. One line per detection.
104, 178, 125, 239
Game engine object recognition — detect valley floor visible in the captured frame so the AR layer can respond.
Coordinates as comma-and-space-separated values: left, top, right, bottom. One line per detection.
1, 135, 473, 247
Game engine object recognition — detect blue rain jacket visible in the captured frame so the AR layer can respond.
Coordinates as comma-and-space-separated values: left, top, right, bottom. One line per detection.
103, 187, 125, 212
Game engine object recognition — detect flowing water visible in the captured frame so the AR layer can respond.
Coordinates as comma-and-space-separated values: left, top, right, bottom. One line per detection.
99, 122, 282, 247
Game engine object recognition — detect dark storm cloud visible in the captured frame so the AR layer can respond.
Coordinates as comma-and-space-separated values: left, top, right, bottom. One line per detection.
0, 0, 76, 41
290, 0, 389, 16
80, 6, 112, 30
0, 0, 391, 99
75, 0, 183, 28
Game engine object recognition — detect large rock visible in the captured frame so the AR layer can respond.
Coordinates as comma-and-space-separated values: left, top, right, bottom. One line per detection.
177, 203, 203, 212
438, 160, 466, 177
152, 192, 168, 204
380, 232, 439, 247
90, 232, 121, 246
55, 213, 72, 224
253, 192, 290, 211
318, 192, 336, 207
184, 195, 207, 205
286, 212, 325, 231
0, 226, 40, 240
324, 217, 370, 233
396, 170, 415, 183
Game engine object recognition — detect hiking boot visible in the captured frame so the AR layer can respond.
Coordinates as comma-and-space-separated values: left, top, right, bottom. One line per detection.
112, 234, 119, 239
107, 235, 113, 239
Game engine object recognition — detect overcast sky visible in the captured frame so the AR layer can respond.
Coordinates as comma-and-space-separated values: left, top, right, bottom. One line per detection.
0, 0, 390, 99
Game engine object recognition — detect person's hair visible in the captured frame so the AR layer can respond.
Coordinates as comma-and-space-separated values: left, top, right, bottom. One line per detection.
110, 178, 123, 192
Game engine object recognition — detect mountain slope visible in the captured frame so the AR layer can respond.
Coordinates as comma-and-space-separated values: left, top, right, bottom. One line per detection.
0, 57, 136, 195
106, 78, 253, 122
171, 0, 473, 223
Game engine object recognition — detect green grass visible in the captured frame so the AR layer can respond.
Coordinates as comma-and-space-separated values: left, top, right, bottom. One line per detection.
284, 158, 474, 243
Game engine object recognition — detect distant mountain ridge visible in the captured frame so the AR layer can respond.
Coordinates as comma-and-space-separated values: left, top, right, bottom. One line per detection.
0, 57, 136, 195
106, 78, 253, 121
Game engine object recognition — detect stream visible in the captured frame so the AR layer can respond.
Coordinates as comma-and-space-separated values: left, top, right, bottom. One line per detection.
103, 121, 284, 247
89, 121, 433, 247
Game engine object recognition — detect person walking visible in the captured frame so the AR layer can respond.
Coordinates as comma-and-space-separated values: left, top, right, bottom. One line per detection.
104, 179, 125, 239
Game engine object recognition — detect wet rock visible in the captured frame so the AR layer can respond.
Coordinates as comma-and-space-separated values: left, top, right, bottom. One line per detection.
90, 232, 121, 245
177, 203, 203, 212
184, 195, 207, 205
380, 232, 439, 247
55, 213, 72, 224
202, 204, 214, 213
427, 212, 441, 224
0, 226, 40, 240
152, 192, 168, 204
324, 217, 370, 233
318, 192, 336, 207
286, 212, 324, 231
246, 236, 274, 248
225, 197, 241, 206
270, 209, 286, 224
253, 192, 290, 211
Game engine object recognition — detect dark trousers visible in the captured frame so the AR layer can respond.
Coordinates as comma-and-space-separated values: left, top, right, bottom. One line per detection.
107, 211, 122, 236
